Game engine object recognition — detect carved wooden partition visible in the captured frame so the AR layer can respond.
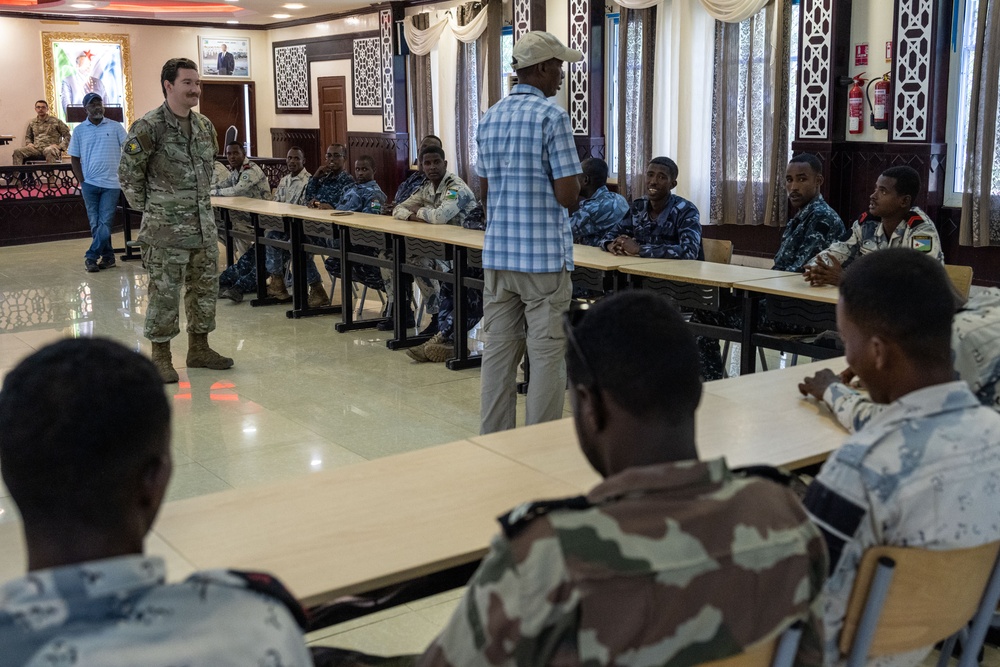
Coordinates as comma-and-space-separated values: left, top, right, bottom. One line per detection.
347, 131, 410, 204
270, 128, 323, 175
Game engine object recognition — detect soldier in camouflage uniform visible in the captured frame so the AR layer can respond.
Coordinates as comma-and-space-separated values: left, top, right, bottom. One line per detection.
314, 291, 828, 667
799, 286, 1000, 432
12, 100, 71, 166
391, 135, 443, 206
0, 339, 312, 666
803, 166, 943, 287
801, 250, 1000, 667
118, 58, 234, 383
212, 140, 270, 257
569, 158, 628, 247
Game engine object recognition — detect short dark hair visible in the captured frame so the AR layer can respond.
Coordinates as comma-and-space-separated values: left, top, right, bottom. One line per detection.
567, 291, 702, 422
840, 248, 954, 364
160, 57, 198, 98
287, 146, 304, 156
422, 134, 443, 146
225, 141, 244, 151
356, 154, 375, 169
0, 339, 171, 526
581, 158, 609, 184
419, 145, 446, 162
649, 156, 679, 180
789, 153, 823, 174
35, 99, 48, 107
880, 165, 921, 201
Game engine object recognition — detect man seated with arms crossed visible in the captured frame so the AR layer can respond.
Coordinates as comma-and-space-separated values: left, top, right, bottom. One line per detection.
0, 338, 312, 665
211, 140, 270, 257
569, 157, 628, 247
380, 145, 479, 333
800, 249, 1000, 667
803, 165, 942, 287
314, 291, 827, 667
392, 135, 443, 206
263, 147, 328, 308
799, 286, 1000, 431
600, 156, 703, 259
306, 143, 355, 209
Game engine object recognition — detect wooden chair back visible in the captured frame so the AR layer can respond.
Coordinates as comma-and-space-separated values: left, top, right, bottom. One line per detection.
703, 238, 734, 265
945, 264, 973, 300
839, 542, 1000, 658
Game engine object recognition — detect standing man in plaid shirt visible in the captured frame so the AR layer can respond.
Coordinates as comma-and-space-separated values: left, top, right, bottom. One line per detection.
477, 32, 583, 434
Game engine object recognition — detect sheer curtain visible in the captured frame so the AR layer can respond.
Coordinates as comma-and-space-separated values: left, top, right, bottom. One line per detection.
455, 2, 485, 197
617, 7, 657, 202
709, 0, 791, 226
960, 0, 1000, 247
408, 13, 435, 147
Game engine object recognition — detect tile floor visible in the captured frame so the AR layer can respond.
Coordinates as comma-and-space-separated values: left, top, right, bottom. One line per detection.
1, 237, 991, 663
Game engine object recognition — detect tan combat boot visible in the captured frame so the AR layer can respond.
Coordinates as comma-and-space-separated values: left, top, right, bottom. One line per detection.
151, 341, 179, 384
307, 281, 329, 308
186, 333, 234, 370
267, 273, 292, 303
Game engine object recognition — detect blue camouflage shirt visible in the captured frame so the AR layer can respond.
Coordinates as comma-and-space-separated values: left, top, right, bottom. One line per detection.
393, 170, 426, 206
304, 168, 355, 207
600, 195, 704, 260
336, 179, 388, 214
772, 194, 847, 272
570, 185, 629, 247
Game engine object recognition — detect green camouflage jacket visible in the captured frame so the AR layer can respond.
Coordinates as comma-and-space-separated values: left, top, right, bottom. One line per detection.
23, 115, 71, 150
119, 102, 218, 249
416, 458, 827, 667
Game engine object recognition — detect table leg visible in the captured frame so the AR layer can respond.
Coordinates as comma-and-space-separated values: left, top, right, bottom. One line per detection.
741, 289, 760, 375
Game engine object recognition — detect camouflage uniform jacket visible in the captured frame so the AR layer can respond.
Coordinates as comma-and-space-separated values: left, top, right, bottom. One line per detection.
338, 179, 388, 214
118, 103, 218, 249
820, 288, 1000, 432
804, 382, 1000, 667
393, 171, 477, 226
0, 555, 313, 667
212, 157, 271, 200
394, 170, 427, 206
599, 195, 704, 260
274, 169, 312, 206
304, 168, 355, 207
772, 195, 847, 272
23, 115, 71, 150
570, 185, 629, 247
417, 458, 827, 667
820, 207, 943, 268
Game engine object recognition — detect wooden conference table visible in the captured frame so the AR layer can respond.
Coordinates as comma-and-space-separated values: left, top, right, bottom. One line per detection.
0, 358, 848, 627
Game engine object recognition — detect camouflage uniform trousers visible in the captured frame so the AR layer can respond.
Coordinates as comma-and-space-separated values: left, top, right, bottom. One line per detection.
12, 145, 62, 165
141, 243, 219, 342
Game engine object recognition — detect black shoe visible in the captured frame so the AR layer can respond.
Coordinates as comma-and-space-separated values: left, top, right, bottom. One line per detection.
97, 257, 116, 270
418, 313, 439, 337
85, 259, 99, 273
219, 286, 244, 303
376, 308, 415, 331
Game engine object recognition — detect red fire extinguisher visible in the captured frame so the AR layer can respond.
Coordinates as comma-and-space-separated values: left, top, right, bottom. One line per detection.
849, 73, 865, 134
867, 72, 890, 130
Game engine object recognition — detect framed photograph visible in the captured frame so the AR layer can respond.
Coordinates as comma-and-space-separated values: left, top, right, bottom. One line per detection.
42, 32, 133, 126
200, 36, 250, 78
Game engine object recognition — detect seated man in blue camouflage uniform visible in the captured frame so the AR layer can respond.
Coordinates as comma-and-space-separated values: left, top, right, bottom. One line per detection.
391, 134, 443, 207
212, 141, 270, 257
379, 145, 478, 334
803, 165, 943, 287
600, 156, 703, 260
801, 249, 1000, 667
0, 338, 312, 666
799, 286, 1000, 431
313, 291, 827, 667
569, 157, 628, 246
696, 153, 848, 380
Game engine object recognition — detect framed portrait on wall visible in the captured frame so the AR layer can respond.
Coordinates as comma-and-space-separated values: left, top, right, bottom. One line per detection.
199, 36, 250, 77
42, 32, 133, 126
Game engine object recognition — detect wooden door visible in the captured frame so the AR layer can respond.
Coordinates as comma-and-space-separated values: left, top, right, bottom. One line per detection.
200, 81, 257, 155
317, 76, 348, 153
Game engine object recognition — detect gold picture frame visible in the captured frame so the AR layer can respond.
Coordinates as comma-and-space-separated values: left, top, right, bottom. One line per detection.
42, 32, 133, 126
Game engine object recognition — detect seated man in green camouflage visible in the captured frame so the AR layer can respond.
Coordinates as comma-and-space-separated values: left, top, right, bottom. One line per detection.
313, 291, 827, 667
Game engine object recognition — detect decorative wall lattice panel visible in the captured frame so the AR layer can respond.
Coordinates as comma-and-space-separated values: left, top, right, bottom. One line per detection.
380, 9, 395, 132
514, 0, 531, 41
569, 0, 589, 135
798, 0, 832, 140
893, 0, 934, 141
274, 44, 310, 112
352, 38, 382, 111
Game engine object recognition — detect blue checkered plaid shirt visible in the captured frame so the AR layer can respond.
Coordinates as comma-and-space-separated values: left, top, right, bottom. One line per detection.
477, 84, 583, 273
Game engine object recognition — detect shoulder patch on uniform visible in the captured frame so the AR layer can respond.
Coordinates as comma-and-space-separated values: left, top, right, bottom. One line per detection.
498, 496, 591, 538
906, 214, 924, 228
911, 234, 933, 252
124, 137, 145, 155
446, 188, 459, 200
857, 212, 869, 224
228, 570, 309, 630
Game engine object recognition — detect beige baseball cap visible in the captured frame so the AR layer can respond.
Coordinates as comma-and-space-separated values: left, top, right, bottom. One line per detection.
511, 31, 583, 70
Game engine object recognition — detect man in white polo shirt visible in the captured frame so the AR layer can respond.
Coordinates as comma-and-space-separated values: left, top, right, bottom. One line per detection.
68, 92, 128, 273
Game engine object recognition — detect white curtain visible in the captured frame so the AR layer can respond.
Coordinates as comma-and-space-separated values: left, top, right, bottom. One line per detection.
617, 0, 772, 24
403, 9, 489, 55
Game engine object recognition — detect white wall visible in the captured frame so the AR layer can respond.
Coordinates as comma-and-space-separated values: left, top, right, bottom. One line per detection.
845, 0, 895, 143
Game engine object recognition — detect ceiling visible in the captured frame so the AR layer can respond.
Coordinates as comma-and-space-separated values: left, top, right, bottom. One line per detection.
0, 0, 376, 27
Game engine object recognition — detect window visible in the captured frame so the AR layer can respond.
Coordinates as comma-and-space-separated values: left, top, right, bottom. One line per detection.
788, 0, 800, 158
500, 26, 514, 96
606, 13, 620, 174
953, 0, 980, 192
